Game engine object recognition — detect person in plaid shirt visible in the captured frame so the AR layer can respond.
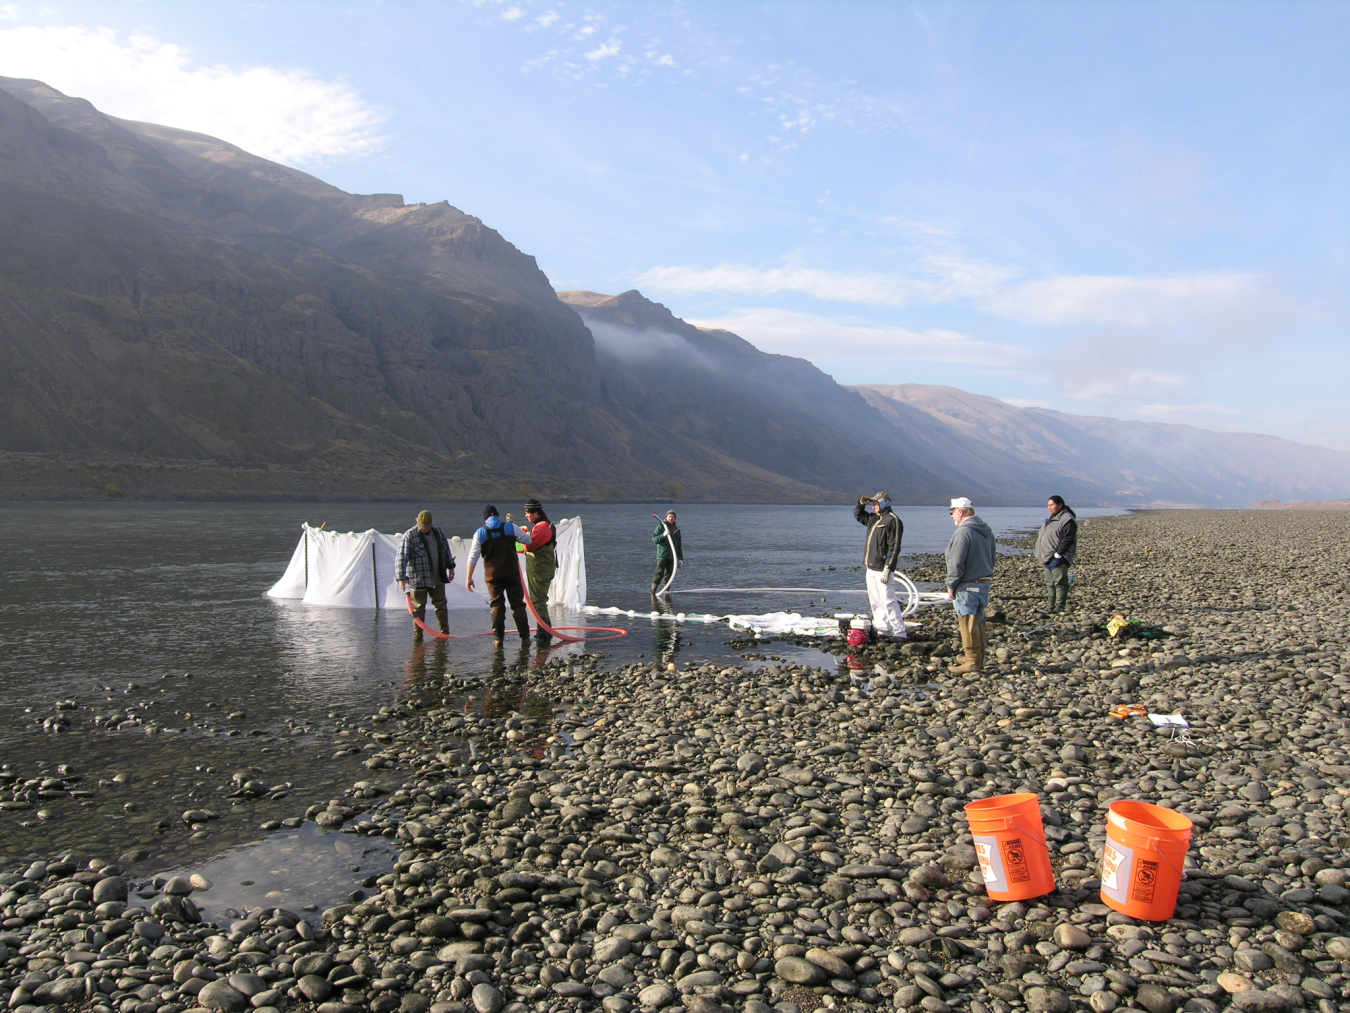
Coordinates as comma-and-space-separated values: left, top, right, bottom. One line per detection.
396, 510, 455, 642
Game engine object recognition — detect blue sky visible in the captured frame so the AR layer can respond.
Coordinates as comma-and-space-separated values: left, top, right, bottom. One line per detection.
2, 1, 1348, 447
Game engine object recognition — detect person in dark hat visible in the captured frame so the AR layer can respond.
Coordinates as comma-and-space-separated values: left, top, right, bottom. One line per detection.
522, 498, 557, 643
465, 505, 533, 647
652, 510, 683, 595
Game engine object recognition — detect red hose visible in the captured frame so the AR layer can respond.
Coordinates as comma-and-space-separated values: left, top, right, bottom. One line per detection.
401, 551, 627, 644
402, 594, 483, 640
515, 553, 628, 643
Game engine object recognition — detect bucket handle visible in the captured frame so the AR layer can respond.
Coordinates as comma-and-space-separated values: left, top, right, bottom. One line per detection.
1007, 818, 1049, 850
1143, 836, 1189, 880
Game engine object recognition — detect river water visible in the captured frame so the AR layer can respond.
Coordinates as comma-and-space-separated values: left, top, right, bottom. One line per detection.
0, 500, 1121, 918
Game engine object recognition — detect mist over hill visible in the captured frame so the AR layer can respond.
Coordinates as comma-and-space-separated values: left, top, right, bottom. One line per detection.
1, 76, 1346, 507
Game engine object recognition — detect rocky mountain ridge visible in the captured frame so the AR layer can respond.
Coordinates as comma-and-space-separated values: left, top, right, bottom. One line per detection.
2, 76, 1347, 507
0, 77, 845, 502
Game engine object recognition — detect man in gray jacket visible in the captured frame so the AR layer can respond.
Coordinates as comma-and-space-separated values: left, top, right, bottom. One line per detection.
1034, 496, 1077, 613
945, 497, 996, 674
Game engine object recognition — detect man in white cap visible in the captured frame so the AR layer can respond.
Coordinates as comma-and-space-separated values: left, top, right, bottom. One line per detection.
945, 497, 996, 674
853, 491, 905, 638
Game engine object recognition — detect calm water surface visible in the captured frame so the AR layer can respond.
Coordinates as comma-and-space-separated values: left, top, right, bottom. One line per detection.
0, 500, 1121, 911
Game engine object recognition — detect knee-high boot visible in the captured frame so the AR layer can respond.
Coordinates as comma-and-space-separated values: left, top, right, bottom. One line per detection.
1052, 584, 1069, 612
948, 615, 980, 675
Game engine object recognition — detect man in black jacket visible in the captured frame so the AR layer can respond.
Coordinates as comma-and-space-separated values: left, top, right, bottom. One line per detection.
853, 492, 905, 638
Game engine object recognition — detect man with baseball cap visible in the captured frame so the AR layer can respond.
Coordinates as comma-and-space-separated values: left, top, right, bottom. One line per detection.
945, 497, 996, 674
396, 510, 455, 643
853, 491, 905, 638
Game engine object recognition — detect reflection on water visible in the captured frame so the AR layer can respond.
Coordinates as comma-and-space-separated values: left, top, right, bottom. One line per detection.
0, 500, 1121, 893
651, 603, 683, 664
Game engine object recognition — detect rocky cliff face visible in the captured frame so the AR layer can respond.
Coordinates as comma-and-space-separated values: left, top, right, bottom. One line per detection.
0, 78, 868, 501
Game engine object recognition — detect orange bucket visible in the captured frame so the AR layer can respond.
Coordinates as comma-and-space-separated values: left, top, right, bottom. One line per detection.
964, 792, 1056, 901
1099, 801, 1192, 921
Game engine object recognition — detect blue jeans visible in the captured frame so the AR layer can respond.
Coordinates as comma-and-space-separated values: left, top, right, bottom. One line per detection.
953, 583, 989, 618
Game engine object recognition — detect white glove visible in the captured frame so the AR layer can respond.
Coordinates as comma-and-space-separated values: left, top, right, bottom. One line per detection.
882, 568, 893, 585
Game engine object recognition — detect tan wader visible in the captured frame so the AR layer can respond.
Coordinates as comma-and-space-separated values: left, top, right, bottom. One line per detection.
411, 584, 448, 641
948, 613, 986, 675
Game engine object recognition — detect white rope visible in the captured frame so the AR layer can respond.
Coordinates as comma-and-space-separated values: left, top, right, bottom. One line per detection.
667, 578, 950, 619
670, 586, 869, 594
582, 570, 952, 641
656, 520, 679, 595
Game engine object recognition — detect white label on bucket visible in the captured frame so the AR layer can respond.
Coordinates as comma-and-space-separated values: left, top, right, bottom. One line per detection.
975, 841, 996, 883
971, 833, 1007, 894
1101, 842, 1125, 891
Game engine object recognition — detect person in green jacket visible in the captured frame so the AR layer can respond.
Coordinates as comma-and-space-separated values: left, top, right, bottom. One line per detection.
651, 510, 683, 594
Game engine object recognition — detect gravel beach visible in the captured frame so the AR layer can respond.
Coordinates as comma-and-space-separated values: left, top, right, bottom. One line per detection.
2, 509, 1348, 1013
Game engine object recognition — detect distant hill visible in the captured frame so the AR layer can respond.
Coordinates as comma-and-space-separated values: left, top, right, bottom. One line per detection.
854, 384, 1350, 507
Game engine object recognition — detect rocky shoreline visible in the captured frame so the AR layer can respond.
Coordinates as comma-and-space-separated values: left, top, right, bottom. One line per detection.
3, 510, 1349, 1013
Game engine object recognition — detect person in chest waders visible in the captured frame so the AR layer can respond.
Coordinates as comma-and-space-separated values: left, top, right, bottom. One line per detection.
396, 510, 455, 643
465, 505, 533, 647
522, 498, 556, 644
652, 511, 683, 595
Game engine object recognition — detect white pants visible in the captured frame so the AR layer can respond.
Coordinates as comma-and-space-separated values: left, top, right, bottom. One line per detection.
866, 568, 905, 637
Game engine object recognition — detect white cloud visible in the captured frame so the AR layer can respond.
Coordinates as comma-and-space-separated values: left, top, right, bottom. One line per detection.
687, 307, 1038, 367
639, 257, 1288, 354
0, 5, 20, 22
988, 271, 1284, 336
535, 10, 559, 28
500, 7, 525, 21
523, 48, 559, 72
639, 257, 1297, 411
584, 39, 620, 61
637, 255, 1018, 308
1060, 368, 1188, 403
0, 25, 384, 165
